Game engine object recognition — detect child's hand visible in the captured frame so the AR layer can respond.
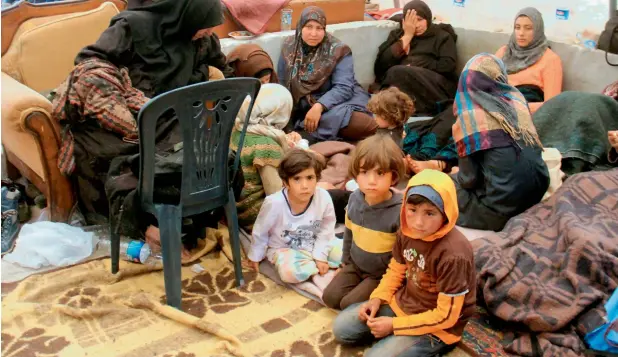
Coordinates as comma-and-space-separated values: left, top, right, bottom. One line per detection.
609, 130, 618, 150
286, 131, 302, 148
335, 263, 346, 275
242, 259, 260, 271
358, 298, 382, 322
315, 260, 329, 275
367, 316, 394, 338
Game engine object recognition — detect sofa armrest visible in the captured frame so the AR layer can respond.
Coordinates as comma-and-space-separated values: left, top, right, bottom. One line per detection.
1, 72, 74, 222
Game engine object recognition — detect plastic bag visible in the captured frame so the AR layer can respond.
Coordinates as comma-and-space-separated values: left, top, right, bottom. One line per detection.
585, 288, 618, 354
3, 222, 97, 269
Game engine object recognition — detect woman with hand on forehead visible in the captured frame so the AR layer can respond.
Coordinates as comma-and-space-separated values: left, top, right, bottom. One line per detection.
374, 0, 458, 117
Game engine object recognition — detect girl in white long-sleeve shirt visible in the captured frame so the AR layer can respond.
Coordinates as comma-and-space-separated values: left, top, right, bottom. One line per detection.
247, 149, 341, 284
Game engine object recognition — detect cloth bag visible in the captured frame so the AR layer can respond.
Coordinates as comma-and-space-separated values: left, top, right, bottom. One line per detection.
598, 11, 618, 66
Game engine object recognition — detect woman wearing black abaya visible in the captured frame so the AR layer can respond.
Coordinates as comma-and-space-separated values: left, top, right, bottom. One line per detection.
68, 0, 236, 256
374, 0, 458, 116
76, 0, 233, 98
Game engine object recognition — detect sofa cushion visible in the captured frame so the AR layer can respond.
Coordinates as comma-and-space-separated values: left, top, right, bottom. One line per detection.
453, 27, 618, 94
1, 2, 119, 93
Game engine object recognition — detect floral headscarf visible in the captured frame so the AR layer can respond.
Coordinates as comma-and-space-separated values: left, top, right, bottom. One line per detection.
280, 6, 352, 103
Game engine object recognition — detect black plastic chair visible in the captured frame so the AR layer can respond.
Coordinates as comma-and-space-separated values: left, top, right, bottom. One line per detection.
110, 78, 261, 309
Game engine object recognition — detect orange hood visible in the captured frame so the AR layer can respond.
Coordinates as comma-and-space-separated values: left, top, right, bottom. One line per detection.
400, 169, 459, 242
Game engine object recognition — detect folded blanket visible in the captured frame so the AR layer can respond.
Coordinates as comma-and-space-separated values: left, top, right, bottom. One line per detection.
533, 91, 618, 174
222, 0, 291, 35
473, 169, 618, 356
310, 141, 356, 190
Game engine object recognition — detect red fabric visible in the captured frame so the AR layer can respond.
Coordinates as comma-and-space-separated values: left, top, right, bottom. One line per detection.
366, 8, 402, 20
222, 0, 291, 35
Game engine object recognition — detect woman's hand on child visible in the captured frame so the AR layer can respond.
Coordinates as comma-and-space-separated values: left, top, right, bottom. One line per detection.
367, 316, 394, 338
304, 103, 324, 133
609, 130, 618, 150
315, 260, 330, 275
358, 298, 382, 322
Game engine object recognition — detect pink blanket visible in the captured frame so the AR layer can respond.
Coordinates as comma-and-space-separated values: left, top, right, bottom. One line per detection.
222, 0, 291, 35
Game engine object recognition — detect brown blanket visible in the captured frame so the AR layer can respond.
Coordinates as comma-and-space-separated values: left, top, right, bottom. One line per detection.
473, 169, 618, 356
311, 141, 356, 190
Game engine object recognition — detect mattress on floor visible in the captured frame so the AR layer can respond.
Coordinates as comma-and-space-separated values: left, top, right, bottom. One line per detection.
214, 0, 366, 38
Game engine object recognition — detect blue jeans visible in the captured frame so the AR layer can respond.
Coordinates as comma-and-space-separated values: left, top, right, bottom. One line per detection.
333, 302, 456, 357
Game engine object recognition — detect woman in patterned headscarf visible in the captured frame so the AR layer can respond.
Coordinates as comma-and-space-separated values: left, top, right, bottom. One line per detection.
277, 6, 376, 143
495, 7, 563, 113
452, 53, 549, 231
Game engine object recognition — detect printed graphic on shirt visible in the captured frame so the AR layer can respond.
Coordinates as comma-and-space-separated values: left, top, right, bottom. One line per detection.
282, 220, 321, 252
402, 248, 432, 290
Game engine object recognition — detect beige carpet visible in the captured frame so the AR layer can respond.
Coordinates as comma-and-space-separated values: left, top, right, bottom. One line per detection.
1, 226, 470, 357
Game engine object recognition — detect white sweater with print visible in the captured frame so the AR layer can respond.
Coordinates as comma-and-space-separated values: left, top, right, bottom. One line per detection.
248, 187, 336, 263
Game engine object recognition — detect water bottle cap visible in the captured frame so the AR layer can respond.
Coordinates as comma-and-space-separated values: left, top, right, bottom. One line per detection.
297, 139, 310, 149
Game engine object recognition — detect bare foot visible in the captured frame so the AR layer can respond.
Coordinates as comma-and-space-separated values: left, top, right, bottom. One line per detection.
145, 225, 192, 260
409, 159, 442, 174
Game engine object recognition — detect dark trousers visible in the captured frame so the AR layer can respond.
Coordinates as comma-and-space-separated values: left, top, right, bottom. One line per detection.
322, 263, 380, 310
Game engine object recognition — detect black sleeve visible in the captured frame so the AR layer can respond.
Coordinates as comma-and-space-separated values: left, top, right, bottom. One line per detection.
374, 29, 406, 82
196, 34, 235, 78
75, 19, 134, 67
430, 33, 457, 76
455, 155, 481, 189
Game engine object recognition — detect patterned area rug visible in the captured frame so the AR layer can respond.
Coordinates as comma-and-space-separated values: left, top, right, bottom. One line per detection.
1, 226, 475, 357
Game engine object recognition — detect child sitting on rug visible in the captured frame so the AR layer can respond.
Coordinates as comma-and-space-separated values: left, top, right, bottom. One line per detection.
333, 170, 476, 357
322, 135, 405, 310
367, 87, 415, 149
247, 149, 341, 285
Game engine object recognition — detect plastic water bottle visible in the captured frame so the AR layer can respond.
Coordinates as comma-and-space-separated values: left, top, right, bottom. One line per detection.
97, 234, 160, 265
281, 7, 293, 31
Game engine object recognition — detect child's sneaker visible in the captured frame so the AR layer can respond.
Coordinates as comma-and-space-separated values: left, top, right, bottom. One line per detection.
1, 209, 19, 254
1, 186, 21, 254
1, 185, 20, 212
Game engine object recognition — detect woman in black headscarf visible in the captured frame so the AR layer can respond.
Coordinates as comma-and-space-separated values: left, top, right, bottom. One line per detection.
66, 0, 237, 256
76, 0, 234, 98
374, 0, 458, 116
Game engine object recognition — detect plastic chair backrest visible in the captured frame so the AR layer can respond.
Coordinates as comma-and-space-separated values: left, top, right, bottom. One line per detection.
137, 78, 261, 217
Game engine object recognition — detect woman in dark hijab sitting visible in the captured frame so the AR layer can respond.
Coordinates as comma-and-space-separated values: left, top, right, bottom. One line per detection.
374, 0, 458, 116
77, 0, 233, 98
67, 0, 236, 256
